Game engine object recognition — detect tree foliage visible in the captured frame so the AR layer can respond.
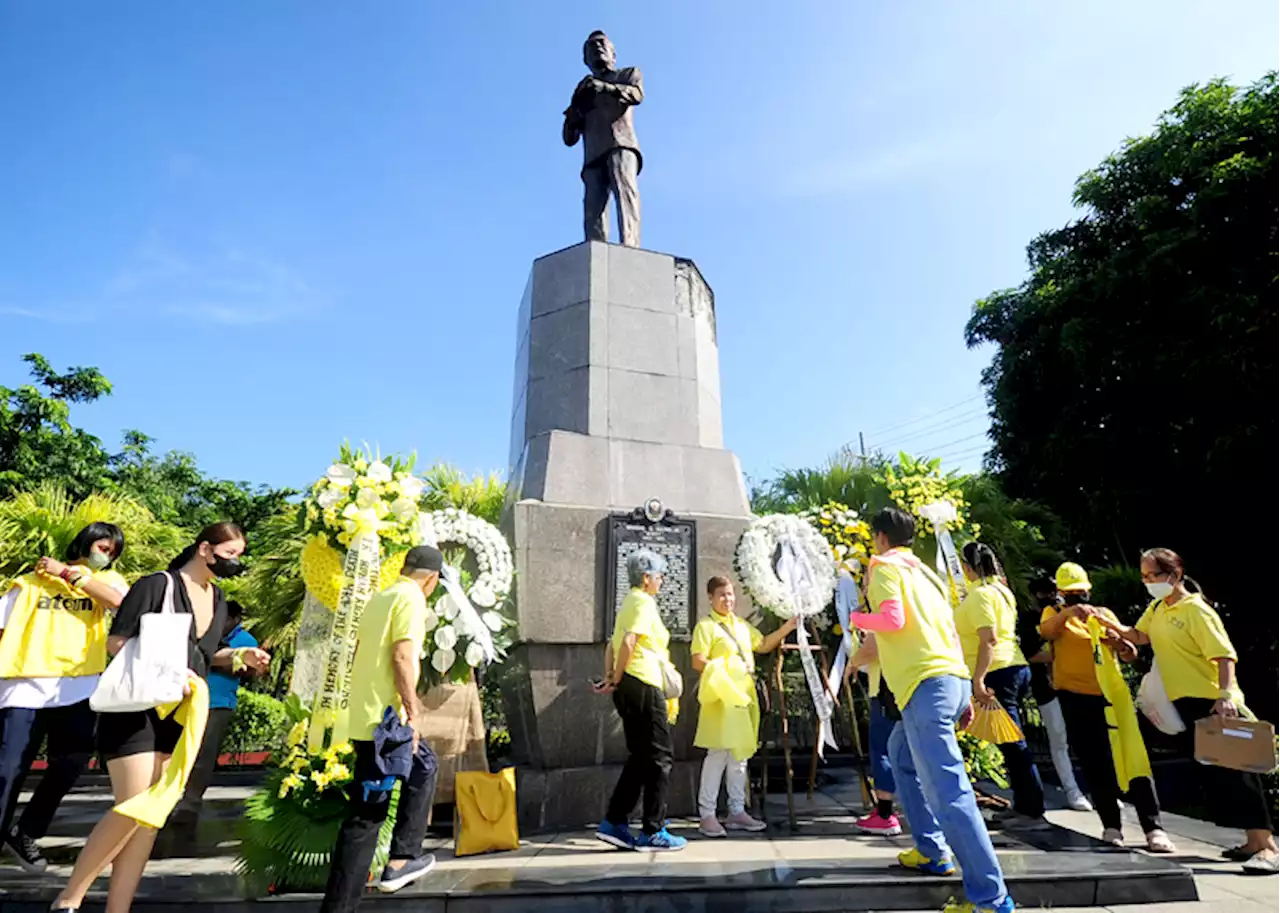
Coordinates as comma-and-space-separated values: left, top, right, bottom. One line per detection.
966, 73, 1277, 715
0, 353, 294, 557
0, 355, 113, 498
0, 483, 187, 584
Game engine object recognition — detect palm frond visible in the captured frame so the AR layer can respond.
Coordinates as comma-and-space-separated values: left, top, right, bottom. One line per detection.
0, 482, 187, 584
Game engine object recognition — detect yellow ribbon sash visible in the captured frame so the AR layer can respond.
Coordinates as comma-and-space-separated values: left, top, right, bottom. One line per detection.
114, 677, 210, 829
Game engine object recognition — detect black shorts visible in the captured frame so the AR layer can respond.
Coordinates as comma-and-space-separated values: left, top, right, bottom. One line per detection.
97, 709, 183, 760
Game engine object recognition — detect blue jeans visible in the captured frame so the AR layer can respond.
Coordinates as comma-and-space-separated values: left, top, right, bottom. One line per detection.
867, 697, 896, 796
0, 707, 40, 833
889, 674, 1008, 907
985, 664, 1045, 818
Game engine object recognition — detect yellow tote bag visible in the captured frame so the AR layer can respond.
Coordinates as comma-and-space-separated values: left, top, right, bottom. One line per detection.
454, 767, 519, 857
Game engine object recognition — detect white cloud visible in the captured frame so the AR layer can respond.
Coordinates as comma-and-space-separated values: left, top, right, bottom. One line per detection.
105, 236, 327, 326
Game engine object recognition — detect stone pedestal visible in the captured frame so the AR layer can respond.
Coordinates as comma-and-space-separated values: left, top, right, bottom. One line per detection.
501, 241, 752, 829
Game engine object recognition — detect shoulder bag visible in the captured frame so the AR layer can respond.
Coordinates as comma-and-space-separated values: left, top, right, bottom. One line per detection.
91, 572, 193, 713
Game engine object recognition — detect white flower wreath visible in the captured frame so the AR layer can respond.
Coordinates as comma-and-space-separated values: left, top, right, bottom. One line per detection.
734, 513, 837, 619
417, 508, 514, 609
416, 508, 515, 674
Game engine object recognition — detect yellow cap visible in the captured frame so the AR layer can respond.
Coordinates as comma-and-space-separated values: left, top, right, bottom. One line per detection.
1055, 562, 1092, 592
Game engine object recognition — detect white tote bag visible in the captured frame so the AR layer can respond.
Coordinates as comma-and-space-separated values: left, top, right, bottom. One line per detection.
91, 571, 193, 713
1136, 658, 1186, 736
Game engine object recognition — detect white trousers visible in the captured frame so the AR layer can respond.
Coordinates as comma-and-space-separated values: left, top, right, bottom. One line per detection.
1040, 697, 1084, 798
698, 749, 747, 817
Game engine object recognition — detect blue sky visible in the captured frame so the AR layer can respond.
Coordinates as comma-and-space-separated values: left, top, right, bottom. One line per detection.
2, 2, 1276, 492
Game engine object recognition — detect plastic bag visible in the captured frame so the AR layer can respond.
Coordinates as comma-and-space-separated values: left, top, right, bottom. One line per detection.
1136, 658, 1185, 736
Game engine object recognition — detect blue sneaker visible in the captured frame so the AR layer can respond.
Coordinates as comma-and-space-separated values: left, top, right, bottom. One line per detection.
635, 827, 687, 852
596, 820, 637, 850
377, 853, 436, 893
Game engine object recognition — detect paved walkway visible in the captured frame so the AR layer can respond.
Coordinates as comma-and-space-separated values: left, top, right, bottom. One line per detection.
2, 774, 1274, 912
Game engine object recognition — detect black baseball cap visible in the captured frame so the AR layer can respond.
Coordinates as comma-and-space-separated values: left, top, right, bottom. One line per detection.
402, 545, 444, 575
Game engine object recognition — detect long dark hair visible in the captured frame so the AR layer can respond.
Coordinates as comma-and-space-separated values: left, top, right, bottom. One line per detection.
962, 541, 1001, 579
169, 522, 246, 571
65, 522, 125, 569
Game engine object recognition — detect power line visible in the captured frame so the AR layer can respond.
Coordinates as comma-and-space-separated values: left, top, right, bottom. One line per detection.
875, 408, 988, 449
914, 432, 988, 457
932, 444, 989, 463
861, 394, 982, 439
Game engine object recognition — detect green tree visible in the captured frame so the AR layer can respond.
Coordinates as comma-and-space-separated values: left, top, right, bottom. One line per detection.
965, 73, 1277, 715
109, 431, 293, 553
0, 355, 113, 498
0, 483, 187, 584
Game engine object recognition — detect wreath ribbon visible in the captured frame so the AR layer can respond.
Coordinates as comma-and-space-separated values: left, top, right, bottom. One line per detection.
777, 539, 838, 758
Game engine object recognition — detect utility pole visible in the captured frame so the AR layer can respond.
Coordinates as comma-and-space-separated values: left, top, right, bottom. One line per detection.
858, 432, 866, 458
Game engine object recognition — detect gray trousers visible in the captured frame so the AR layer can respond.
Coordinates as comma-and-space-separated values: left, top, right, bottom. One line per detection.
583, 148, 640, 247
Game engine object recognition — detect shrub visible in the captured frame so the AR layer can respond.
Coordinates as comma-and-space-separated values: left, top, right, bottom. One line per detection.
224, 690, 290, 758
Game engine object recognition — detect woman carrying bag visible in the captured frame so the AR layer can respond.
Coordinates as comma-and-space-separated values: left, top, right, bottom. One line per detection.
1093, 548, 1276, 875
593, 550, 686, 853
955, 543, 1046, 822
51, 523, 270, 913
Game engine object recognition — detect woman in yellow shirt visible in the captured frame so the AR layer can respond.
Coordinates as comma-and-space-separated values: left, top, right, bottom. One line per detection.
956, 543, 1044, 821
1040, 563, 1173, 854
594, 550, 686, 853
690, 575, 794, 838
1094, 548, 1276, 875
0, 522, 129, 872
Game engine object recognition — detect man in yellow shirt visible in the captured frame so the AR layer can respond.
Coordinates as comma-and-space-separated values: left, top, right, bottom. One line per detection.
321, 546, 443, 913
848, 508, 1013, 913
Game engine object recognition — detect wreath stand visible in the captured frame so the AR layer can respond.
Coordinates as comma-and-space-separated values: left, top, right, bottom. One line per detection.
759, 617, 870, 831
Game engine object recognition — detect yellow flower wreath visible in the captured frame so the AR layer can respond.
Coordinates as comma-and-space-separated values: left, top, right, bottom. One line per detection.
299, 535, 407, 610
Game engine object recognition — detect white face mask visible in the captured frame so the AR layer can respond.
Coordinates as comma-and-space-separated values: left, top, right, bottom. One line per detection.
1145, 581, 1175, 600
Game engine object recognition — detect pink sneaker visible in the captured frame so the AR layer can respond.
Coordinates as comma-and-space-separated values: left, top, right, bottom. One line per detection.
724, 811, 768, 832
855, 812, 903, 836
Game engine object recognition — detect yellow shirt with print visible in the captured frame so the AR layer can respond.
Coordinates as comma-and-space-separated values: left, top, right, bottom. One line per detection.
691, 612, 763, 750
1137, 593, 1238, 702
0, 568, 128, 678
348, 578, 427, 742
611, 589, 670, 690
866, 549, 970, 706
1040, 604, 1121, 696
954, 579, 1027, 676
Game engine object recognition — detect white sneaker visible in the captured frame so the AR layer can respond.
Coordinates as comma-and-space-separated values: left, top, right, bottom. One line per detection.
723, 811, 768, 832
698, 816, 727, 838
1102, 828, 1124, 847
1066, 791, 1093, 812
1145, 829, 1176, 854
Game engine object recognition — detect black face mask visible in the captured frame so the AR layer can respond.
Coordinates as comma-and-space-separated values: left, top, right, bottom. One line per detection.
1062, 592, 1090, 606
208, 555, 245, 579
1034, 594, 1060, 609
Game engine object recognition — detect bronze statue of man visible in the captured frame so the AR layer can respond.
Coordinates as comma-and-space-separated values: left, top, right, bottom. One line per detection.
562, 31, 643, 247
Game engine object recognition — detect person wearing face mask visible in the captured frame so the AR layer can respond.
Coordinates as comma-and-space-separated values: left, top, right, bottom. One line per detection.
52, 523, 270, 913
0, 523, 129, 872
955, 543, 1045, 823
320, 546, 443, 912
1039, 563, 1173, 854
1092, 548, 1276, 875
690, 576, 796, 838
1019, 578, 1090, 812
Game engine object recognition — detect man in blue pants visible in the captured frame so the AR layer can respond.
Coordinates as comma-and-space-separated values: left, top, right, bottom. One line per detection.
849, 508, 1014, 913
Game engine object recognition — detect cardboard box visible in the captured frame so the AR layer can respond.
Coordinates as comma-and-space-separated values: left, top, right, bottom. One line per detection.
1195, 716, 1278, 774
